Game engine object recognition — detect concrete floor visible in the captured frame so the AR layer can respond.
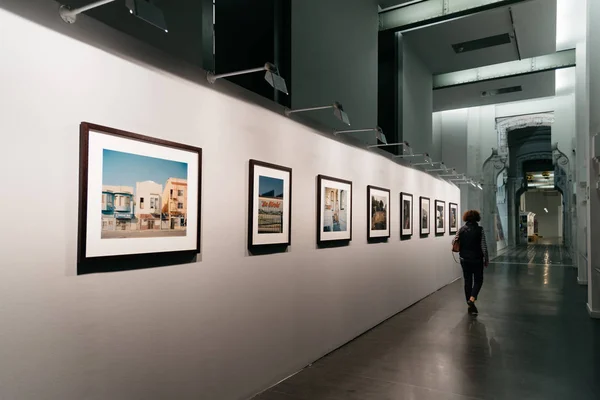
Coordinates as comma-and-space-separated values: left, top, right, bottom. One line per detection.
253, 245, 600, 400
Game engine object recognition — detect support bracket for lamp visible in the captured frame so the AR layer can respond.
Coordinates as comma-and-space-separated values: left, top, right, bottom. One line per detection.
59, 0, 117, 24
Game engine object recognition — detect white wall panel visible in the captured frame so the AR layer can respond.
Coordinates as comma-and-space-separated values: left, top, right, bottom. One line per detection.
0, 8, 460, 400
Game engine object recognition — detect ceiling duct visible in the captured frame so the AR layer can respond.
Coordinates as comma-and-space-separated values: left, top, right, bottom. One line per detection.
481, 85, 522, 97
452, 33, 512, 54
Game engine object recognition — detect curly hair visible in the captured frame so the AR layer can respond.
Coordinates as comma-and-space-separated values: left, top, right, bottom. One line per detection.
463, 210, 481, 223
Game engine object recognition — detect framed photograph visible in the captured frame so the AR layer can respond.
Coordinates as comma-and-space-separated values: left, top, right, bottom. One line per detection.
317, 175, 352, 245
449, 202, 459, 234
420, 196, 430, 236
400, 192, 413, 237
367, 186, 391, 240
248, 160, 292, 249
78, 122, 202, 274
435, 200, 446, 235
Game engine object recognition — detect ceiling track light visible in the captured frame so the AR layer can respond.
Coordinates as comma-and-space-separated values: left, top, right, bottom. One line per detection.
334, 127, 387, 145
207, 63, 288, 94
285, 102, 350, 125
59, 0, 168, 32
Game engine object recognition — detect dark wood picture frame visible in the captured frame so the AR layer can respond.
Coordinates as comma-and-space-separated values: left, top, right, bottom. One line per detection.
435, 200, 446, 235
400, 192, 413, 238
367, 185, 391, 241
248, 159, 292, 250
449, 202, 459, 234
317, 175, 353, 246
420, 196, 431, 236
78, 122, 202, 275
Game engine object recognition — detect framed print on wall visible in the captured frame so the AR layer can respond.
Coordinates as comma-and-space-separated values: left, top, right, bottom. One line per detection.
435, 200, 446, 235
449, 202, 459, 234
367, 186, 391, 241
248, 160, 292, 249
78, 122, 202, 275
400, 192, 413, 238
420, 196, 430, 236
317, 175, 352, 246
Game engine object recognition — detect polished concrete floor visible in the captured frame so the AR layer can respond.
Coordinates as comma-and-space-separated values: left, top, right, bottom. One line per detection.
254, 245, 600, 400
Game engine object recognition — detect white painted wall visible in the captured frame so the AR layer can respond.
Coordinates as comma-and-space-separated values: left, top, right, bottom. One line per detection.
524, 191, 562, 238
0, 7, 460, 400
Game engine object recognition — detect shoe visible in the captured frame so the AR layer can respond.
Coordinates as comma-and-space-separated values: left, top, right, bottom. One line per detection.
467, 300, 478, 315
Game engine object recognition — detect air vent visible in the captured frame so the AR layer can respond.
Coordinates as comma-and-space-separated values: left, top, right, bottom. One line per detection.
452, 33, 512, 54
481, 85, 522, 97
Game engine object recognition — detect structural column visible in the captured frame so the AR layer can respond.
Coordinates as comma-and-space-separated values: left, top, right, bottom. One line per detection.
586, 0, 600, 316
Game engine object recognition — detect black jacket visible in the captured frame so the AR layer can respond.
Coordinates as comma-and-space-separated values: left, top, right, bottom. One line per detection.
455, 222, 489, 263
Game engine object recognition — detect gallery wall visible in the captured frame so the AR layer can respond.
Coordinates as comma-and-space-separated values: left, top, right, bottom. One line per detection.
0, 5, 460, 400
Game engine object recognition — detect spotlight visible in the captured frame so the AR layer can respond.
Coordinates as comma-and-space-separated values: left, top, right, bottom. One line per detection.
426, 163, 448, 173
207, 63, 288, 94
334, 127, 387, 144
367, 140, 412, 154
125, 0, 168, 32
285, 102, 350, 125
59, 0, 168, 32
410, 154, 435, 166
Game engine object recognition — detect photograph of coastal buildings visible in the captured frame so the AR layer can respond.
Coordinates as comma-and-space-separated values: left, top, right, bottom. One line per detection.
101, 149, 188, 239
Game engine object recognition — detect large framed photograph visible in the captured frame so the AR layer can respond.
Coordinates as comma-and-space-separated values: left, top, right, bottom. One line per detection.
400, 192, 413, 237
367, 186, 391, 240
78, 122, 202, 274
449, 202, 459, 234
248, 160, 292, 249
435, 200, 446, 235
420, 196, 430, 236
317, 175, 352, 245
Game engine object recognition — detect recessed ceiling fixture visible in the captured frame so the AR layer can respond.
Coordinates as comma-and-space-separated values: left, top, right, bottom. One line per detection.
59, 0, 168, 32
481, 85, 523, 97
452, 33, 512, 54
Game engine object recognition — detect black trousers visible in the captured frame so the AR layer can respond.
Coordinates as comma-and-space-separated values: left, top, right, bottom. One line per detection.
461, 258, 484, 302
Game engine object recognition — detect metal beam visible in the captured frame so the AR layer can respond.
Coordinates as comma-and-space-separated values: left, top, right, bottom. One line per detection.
433, 49, 576, 89
379, 0, 533, 32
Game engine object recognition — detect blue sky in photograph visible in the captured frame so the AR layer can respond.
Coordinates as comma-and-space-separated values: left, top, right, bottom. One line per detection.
259, 175, 284, 198
103, 149, 187, 189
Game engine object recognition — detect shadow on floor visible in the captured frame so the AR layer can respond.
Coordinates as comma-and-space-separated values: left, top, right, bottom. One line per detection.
253, 246, 599, 400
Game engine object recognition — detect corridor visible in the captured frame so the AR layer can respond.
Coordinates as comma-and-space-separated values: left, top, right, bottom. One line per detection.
254, 246, 600, 400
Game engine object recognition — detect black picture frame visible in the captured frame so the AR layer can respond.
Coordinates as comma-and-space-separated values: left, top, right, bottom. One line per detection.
419, 196, 430, 236
435, 200, 446, 235
367, 185, 391, 241
400, 192, 413, 238
248, 159, 292, 250
449, 202, 459, 234
77, 122, 202, 275
317, 175, 353, 246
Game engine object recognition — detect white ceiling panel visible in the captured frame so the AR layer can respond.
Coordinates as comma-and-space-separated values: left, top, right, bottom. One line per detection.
433, 70, 556, 111
510, 0, 557, 57
402, 0, 556, 74
403, 7, 518, 74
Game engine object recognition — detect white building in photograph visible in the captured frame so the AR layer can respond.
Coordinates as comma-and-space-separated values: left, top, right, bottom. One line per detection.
135, 181, 163, 230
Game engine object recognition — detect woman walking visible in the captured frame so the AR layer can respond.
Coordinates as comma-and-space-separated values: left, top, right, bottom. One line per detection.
453, 210, 489, 315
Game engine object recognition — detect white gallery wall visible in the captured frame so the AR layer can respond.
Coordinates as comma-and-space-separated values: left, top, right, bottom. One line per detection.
0, 7, 460, 400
